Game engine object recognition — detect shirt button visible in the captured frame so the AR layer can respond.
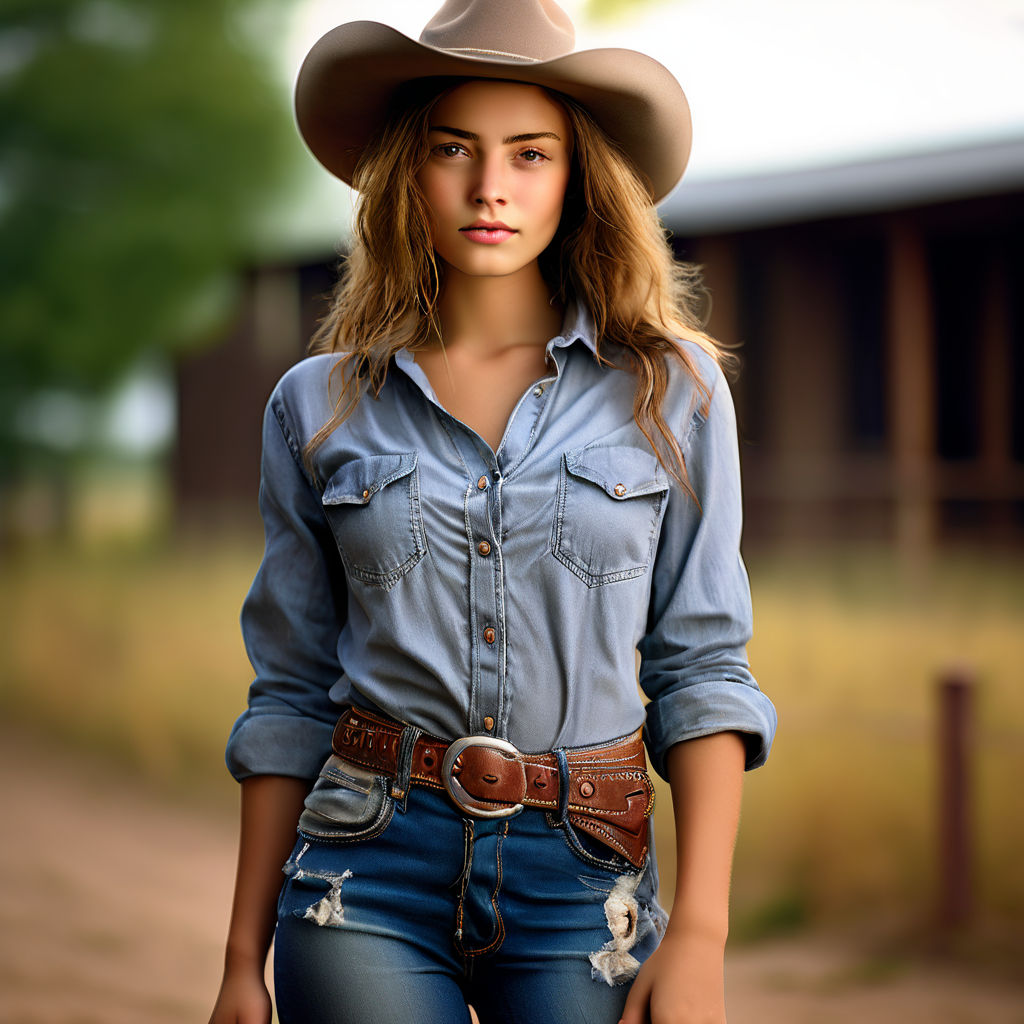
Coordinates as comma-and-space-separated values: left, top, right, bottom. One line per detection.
483, 716, 495, 731
532, 385, 544, 397
477, 475, 488, 490
483, 626, 496, 644
362, 489, 370, 499
477, 540, 491, 556
613, 483, 627, 497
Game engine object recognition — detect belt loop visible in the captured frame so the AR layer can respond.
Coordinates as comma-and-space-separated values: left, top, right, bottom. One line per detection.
554, 747, 570, 824
391, 724, 423, 813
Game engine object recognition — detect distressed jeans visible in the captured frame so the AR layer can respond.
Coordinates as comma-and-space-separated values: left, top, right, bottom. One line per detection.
273, 750, 667, 1024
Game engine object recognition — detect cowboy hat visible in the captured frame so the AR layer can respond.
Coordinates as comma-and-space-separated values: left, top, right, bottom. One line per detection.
295, 0, 692, 203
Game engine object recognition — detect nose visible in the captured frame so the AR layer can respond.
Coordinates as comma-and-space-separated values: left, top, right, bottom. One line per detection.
471, 154, 508, 207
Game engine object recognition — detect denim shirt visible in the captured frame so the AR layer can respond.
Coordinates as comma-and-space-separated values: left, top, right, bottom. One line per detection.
226, 305, 776, 783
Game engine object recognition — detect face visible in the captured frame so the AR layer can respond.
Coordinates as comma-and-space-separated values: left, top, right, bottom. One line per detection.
415, 80, 572, 281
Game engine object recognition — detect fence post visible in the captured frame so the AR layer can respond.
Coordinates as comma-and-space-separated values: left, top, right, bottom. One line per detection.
937, 668, 974, 929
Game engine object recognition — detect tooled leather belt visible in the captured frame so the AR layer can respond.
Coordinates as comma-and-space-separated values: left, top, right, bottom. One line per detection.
331, 705, 655, 868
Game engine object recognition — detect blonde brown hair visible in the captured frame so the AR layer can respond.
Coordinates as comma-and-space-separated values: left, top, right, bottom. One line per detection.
307, 77, 730, 493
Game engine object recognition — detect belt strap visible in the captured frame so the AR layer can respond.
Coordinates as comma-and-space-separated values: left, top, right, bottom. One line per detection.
331, 706, 654, 868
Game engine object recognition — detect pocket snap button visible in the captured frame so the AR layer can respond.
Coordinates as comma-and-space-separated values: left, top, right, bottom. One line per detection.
613, 483, 627, 497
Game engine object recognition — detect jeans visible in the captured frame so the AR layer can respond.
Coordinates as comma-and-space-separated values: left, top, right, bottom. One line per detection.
273, 751, 667, 1024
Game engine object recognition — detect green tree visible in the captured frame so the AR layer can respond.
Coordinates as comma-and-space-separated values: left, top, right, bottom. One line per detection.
0, 0, 298, 479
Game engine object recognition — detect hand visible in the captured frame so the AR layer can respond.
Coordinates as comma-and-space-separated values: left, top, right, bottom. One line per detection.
619, 929, 727, 1024
208, 964, 273, 1024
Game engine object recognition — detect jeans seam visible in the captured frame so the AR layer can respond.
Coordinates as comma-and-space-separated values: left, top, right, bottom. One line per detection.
458, 820, 509, 959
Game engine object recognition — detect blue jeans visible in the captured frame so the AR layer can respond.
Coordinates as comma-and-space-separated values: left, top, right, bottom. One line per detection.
273, 753, 666, 1023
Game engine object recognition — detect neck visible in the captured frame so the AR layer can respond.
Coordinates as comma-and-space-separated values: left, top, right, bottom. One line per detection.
432, 262, 563, 354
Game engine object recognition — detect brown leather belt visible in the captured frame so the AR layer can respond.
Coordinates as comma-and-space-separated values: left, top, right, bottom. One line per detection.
331, 705, 654, 868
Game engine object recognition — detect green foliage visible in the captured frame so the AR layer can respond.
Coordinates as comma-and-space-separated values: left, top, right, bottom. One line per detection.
0, 0, 298, 467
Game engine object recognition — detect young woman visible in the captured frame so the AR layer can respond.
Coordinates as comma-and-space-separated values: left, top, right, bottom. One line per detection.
210, 2, 776, 1022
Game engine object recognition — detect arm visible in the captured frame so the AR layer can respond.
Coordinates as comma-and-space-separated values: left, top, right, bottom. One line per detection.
227, 376, 349, 784
628, 355, 776, 1022
619, 732, 745, 1024
209, 776, 310, 1024
213, 375, 348, 1021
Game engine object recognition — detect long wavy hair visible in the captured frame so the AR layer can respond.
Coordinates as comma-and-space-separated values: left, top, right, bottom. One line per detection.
306, 77, 731, 496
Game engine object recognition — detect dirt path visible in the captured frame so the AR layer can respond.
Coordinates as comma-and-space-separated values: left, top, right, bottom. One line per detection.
2, 729, 1020, 1024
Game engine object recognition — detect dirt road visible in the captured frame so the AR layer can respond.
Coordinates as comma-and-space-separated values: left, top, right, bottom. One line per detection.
2, 728, 1020, 1024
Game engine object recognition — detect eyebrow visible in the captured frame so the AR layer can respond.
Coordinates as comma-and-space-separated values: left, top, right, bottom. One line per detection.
428, 125, 563, 144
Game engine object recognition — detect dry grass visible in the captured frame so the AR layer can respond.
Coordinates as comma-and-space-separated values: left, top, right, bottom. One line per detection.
728, 549, 1024, 937
2, 538, 1022, 938
0, 537, 254, 803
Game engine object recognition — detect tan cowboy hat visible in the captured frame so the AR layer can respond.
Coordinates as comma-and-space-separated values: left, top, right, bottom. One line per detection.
295, 0, 692, 203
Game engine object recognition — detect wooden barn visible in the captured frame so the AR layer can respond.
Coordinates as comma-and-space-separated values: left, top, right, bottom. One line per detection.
174, 135, 1024, 559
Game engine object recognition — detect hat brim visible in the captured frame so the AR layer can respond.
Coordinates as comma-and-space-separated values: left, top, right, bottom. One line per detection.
295, 21, 691, 203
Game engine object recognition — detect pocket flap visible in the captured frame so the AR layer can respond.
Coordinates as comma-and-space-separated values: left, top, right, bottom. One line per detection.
564, 446, 667, 500
322, 452, 418, 506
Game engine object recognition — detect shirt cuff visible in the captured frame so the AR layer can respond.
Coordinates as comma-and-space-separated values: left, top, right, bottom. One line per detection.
643, 681, 777, 780
225, 709, 335, 782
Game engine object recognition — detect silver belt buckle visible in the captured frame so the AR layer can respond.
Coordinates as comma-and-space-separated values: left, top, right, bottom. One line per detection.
442, 735, 525, 819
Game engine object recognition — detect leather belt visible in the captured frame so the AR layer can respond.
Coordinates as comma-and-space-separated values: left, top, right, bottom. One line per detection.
331, 705, 655, 868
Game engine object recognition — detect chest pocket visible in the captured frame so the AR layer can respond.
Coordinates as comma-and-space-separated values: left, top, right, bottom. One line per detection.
322, 452, 426, 590
551, 445, 669, 587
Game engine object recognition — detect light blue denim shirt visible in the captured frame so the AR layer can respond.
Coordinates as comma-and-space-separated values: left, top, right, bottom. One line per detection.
226, 305, 776, 783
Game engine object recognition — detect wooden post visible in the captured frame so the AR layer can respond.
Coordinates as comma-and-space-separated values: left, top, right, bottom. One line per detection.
886, 218, 936, 580
978, 250, 1012, 539
937, 669, 974, 930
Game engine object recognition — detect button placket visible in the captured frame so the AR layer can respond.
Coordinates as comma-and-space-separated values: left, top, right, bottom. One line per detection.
466, 456, 504, 738
457, 368, 553, 739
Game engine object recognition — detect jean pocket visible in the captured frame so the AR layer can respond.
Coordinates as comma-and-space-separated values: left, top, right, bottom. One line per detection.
297, 755, 395, 844
551, 445, 669, 587
321, 452, 426, 590
555, 815, 641, 875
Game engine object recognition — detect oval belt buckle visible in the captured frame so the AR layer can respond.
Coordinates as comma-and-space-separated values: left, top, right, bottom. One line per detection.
442, 735, 525, 819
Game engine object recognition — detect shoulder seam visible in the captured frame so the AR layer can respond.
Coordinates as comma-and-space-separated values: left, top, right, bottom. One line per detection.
270, 392, 318, 490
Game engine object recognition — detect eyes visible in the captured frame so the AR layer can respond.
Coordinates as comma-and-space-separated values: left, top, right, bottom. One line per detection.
430, 141, 551, 165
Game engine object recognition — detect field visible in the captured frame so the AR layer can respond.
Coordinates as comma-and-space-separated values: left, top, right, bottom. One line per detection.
2, 536, 1023, 947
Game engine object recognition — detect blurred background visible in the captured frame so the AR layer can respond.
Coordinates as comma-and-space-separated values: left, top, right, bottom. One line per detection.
2, 0, 1023, 1021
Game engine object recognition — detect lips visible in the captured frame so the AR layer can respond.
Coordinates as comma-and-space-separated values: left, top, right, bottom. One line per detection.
459, 220, 516, 244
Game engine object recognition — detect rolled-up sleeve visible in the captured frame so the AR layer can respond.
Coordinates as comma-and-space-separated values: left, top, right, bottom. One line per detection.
225, 390, 347, 782
638, 360, 776, 779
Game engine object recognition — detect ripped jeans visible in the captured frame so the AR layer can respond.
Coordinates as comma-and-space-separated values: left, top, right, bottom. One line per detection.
273, 753, 667, 1024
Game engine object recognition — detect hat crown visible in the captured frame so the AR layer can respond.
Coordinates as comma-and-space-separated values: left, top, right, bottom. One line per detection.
419, 0, 575, 63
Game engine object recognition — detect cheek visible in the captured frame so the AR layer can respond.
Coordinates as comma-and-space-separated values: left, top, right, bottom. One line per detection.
538, 173, 570, 228
417, 171, 453, 224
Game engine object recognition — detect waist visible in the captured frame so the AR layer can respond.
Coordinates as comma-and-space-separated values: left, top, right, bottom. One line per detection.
332, 705, 655, 868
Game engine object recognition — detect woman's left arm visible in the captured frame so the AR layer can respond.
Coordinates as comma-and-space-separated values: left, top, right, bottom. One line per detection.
619, 732, 746, 1024
628, 351, 776, 1022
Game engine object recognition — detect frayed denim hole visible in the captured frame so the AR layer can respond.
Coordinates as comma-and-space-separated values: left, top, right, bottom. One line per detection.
589, 873, 644, 986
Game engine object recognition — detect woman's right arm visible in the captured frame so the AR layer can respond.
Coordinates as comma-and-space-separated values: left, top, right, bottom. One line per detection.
213, 378, 347, 1021
209, 775, 310, 1024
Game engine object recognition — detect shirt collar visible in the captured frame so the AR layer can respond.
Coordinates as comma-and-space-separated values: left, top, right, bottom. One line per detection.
546, 300, 598, 359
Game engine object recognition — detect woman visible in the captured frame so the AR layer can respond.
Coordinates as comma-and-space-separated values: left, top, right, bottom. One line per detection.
210, 2, 776, 1022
